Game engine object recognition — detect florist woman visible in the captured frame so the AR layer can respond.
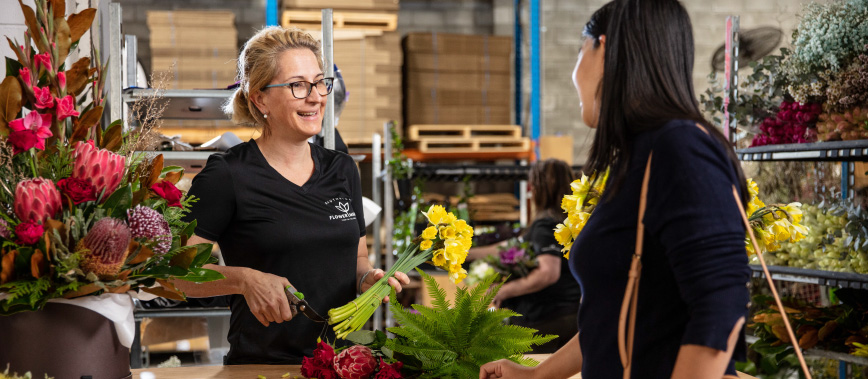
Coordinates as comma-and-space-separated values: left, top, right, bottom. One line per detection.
468, 159, 582, 353
175, 27, 409, 365
480, 0, 751, 378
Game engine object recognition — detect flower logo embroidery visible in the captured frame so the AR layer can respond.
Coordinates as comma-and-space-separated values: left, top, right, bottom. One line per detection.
335, 202, 350, 213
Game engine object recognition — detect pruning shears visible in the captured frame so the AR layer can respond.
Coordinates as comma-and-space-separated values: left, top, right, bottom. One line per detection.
285, 285, 328, 323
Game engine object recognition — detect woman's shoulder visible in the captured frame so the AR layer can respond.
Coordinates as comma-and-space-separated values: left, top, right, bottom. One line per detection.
310, 142, 357, 172
646, 119, 729, 159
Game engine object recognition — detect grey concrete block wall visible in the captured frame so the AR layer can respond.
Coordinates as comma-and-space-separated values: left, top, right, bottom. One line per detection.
540, 0, 811, 165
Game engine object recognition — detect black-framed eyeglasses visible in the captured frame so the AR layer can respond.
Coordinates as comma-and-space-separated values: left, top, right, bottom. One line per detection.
262, 77, 335, 99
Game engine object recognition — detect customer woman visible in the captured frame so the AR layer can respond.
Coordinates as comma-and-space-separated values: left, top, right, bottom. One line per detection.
174, 26, 409, 365
480, 0, 751, 377
468, 159, 581, 354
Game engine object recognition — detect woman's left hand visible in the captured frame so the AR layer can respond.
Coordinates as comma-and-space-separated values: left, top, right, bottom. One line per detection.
492, 282, 514, 308
362, 269, 410, 302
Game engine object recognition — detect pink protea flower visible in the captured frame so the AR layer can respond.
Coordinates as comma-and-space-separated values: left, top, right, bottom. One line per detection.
8, 111, 53, 154
78, 217, 132, 278
19, 67, 32, 89
333, 345, 377, 379
73, 140, 126, 198
14, 178, 61, 223
56, 95, 79, 120
127, 205, 172, 255
33, 86, 54, 109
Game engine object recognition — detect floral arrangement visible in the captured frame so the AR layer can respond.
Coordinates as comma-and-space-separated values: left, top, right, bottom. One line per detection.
465, 238, 537, 286
700, 0, 868, 145
749, 101, 821, 147
553, 170, 608, 258
305, 270, 554, 379
0, 0, 222, 315
328, 206, 472, 339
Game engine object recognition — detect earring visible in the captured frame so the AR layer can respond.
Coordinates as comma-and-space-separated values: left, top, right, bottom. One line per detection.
263, 113, 268, 119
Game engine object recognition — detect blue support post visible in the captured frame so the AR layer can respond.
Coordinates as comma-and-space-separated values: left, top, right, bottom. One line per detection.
842, 162, 850, 199
514, 0, 522, 127
529, 0, 541, 159
839, 361, 847, 379
266, 0, 279, 26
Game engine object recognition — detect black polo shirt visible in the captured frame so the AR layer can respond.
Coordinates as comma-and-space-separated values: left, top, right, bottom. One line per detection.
185, 140, 365, 364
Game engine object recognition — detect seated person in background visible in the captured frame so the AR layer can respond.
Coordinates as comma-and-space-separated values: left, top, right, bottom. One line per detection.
468, 158, 582, 354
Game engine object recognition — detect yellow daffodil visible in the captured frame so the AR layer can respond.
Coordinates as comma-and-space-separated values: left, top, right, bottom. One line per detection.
853, 343, 868, 358
444, 240, 466, 264
421, 226, 438, 240
439, 226, 457, 239
782, 202, 803, 224
442, 212, 458, 225
554, 224, 572, 249
424, 205, 447, 225
561, 195, 578, 213
420, 240, 433, 250
449, 267, 468, 284
593, 169, 609, 193
770, 220, 792, 241
747, 178, 759, 197
432, 249, 447, 267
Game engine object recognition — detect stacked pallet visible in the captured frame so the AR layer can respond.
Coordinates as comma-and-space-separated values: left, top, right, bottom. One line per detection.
406, 124, 529, 153
282, 5, 402, 145
147, 11, 238, 90
404, 33, 512, 126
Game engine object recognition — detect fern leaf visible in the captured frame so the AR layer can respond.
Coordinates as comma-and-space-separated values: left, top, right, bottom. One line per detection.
417, 268, 450, 311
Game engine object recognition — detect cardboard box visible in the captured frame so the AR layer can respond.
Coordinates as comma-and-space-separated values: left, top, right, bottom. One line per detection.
404, 33, 512, 56
405, 53, 511, 74
281, 0, 399, 11
406, 88, 511, 107
540, 135, 574, 165
406, 105, 511, 125
146, 10, 236, 28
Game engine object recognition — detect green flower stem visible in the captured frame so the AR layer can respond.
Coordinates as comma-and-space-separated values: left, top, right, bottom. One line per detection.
329, 245, 434, 339
29, 150, 38, 177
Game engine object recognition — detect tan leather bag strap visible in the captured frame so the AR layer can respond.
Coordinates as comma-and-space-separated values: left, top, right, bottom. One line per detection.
617, 153, 811, 379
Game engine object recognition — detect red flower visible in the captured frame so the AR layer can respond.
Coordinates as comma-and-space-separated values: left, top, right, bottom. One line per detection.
34, 52, 52, 73
301, 341, 340, 379
333, 345, 377, 379
314, 341, 337, 367
33, 86, 54, 109
57, 177, 97, 205
374, 358, 403, 379
56, 95, 80, 120
57, 71, 66, 90
15, 221, 44, 245
150, 181, 183, 208
8, 112, 53, 154
19, 67, 32, 89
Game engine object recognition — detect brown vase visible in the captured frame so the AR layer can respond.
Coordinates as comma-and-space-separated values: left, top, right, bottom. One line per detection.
0, 302, 132, 379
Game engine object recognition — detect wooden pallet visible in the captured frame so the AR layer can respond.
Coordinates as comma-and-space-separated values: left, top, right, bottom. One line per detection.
415, 137, 530, 153
407, 125, 521, 140
281, 10, 397, 31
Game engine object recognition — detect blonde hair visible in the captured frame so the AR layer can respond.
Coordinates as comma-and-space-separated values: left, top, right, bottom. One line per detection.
224, 26, 322, 129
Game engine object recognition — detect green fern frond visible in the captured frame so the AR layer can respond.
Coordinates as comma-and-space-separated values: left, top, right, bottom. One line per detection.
417, 269, 450, 311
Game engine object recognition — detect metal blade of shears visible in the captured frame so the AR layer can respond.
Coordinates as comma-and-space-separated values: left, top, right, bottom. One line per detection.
285, 285, 328, 323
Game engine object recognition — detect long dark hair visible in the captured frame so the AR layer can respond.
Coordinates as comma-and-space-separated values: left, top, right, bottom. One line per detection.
583, 0, 747, 202
529, 159, 575, 220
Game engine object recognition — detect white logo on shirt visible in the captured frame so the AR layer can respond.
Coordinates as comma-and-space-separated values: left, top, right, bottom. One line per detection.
336, 202, 350, 213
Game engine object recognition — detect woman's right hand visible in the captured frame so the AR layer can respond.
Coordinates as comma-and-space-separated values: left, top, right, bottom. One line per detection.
240, 268, 293, 327
479, 359, 537, 379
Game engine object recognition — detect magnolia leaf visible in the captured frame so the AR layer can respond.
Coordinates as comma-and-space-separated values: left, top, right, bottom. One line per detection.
117, 269, 131, 281
0, 76, 23, 135
71, 105, 102, 141
18, 1, 46, 52
103, 185, 132, 219
102, 121, 123, 151
169, 247, 197, 269
147, 154, 164, 187
30, 249, 47, 278
190, 243, 213, 269
127, 242, 155, 265
65, 57, 91, 95
347, 330, 378, 345
67, 8, 97, 44
163, 170, 183, 185
54, 17, 72, 65
798, 329, 819, 350
142, 284, 186, 301
50, 0, 66, 17
62, 283, 101, 298
174, 268, 224, 283
4, 57, 24, 82
1, 250, 18, 284
107, 284, 131, 294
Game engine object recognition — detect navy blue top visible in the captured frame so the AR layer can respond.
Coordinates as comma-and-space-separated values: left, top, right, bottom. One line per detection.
569, 120, 750, 378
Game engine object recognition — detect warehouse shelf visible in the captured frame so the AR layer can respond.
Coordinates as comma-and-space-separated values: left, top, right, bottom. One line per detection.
736, 140, 868, 162
745, 336, 868, 366
749, 265, 868, 289
411, 163, 584, 181
402, 148, 534, 162
122, 88, 233, 120
133, 307, 231, 321
133, 151, 215, 173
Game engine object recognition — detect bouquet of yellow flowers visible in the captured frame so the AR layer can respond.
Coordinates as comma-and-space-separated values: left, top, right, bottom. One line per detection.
744, 179, 809, 255
554, 173, 808, 257
329, 205, 472, 339
554, 170, 608, 258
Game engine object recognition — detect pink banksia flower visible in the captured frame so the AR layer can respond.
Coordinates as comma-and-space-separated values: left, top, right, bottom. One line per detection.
78, 218, 132, 278
14, 178, 61, 223
73, 140, 126, 198
333, 345, 377, 379
127, 205, 172, 255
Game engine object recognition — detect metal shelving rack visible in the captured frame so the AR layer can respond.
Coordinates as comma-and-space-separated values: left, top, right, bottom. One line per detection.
749, 265, 868, 290
736, 140, 868, 162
